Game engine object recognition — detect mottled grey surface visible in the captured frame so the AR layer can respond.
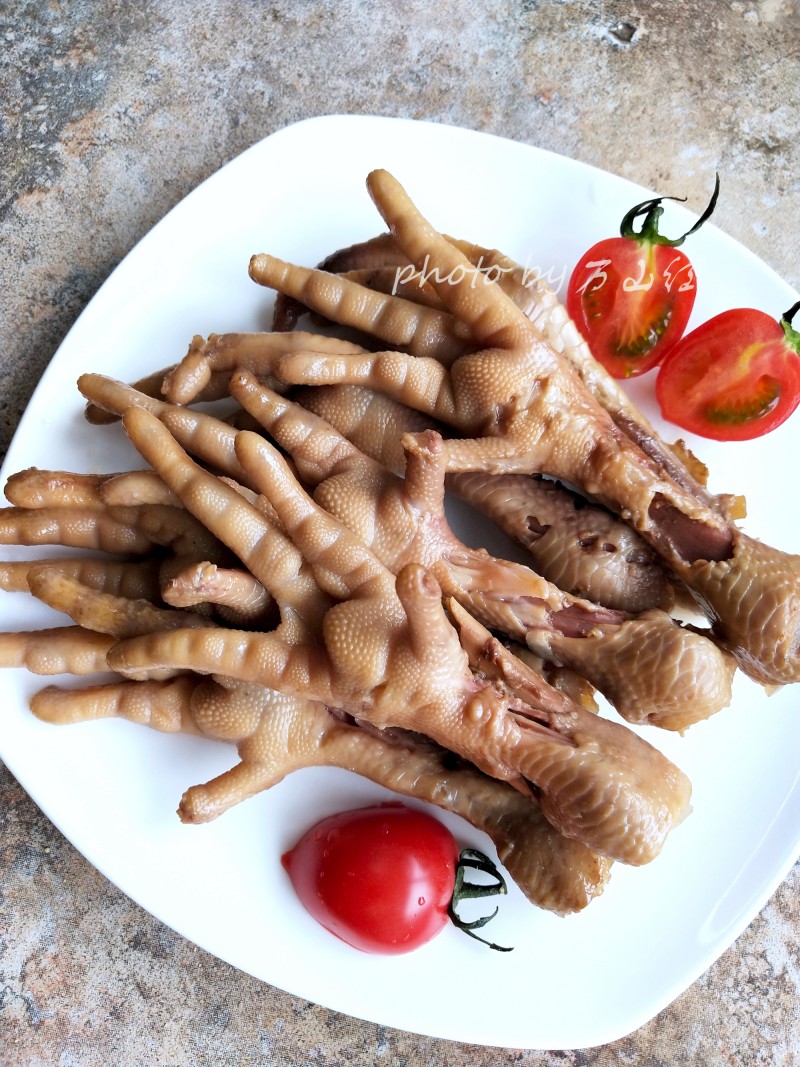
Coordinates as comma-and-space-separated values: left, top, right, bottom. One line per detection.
2, 0, 800, 1064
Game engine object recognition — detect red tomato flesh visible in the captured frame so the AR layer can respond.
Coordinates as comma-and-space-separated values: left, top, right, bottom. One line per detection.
282, 804, 459, 954
655, 308, 800, 442
567, 238, 697, 379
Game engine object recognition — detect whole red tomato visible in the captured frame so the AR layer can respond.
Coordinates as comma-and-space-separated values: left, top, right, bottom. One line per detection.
282, 803, 510, 954
567, 176, 719, 379
655, 302, 800, 441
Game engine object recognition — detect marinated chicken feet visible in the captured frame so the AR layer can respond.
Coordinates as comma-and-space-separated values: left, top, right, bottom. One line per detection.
106, 406, 692, 865
297, 383, 686, 614
31, 674, 610, 914
288, 230, 741, 519
230, 371, 733, 731
248, 170, 800, 686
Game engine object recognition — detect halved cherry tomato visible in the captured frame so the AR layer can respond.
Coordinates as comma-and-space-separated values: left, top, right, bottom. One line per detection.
567, 176, 719, 379
655, 302, 800, 441
281, 803, 510, 954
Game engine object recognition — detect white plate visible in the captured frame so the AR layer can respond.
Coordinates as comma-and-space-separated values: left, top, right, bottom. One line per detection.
2, 115, 799, 1051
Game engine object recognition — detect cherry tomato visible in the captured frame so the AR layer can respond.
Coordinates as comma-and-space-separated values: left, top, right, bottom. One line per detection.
567, 176, 719, 379
282, 803, 511, 954
282, 804, 458, 953
655, 302, 800, 442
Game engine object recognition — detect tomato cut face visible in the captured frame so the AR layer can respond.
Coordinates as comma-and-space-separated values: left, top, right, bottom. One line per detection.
282, 804, 459, 954
655, 308, 800, 442
567, 238, 697, 378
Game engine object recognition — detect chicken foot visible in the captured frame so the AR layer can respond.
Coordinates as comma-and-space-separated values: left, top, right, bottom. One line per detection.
0, 557, 163, 601
292, 231, 740, 519
0, 626, 115, 675
231, 372, 733, 731
160, 331, 367, 407
31, 673, 610, 915
297, 382, 687, 615
249, 170, 800, 686
108, 407, 691, 864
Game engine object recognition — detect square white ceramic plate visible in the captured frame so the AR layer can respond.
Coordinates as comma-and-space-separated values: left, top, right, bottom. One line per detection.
1, 115, 799, 1050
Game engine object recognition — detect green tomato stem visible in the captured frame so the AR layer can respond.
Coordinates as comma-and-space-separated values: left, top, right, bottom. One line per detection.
780, 299, 800, 352
447, 848, 513, 952
620, 172, 720, 248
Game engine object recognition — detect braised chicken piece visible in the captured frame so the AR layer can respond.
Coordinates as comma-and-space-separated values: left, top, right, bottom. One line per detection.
73, 346, 733, 729
158, 323, 686, 616
7, 394, 691, 862
264, 229, 739, 610
77, 370, 731, 731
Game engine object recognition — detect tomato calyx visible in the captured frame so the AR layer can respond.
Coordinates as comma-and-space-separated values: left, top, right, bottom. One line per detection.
780, 299, 800, 350
447, 848, 513, 952
620, 172, 720, 248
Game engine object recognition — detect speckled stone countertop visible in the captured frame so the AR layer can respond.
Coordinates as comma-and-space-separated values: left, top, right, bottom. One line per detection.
2, 2, 800, 1064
